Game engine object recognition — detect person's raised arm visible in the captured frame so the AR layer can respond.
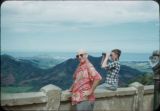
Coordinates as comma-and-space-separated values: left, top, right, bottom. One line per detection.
101, 52, 110, 68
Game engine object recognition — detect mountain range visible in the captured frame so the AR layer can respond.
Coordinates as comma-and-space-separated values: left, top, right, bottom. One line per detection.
1, 54, 151, 92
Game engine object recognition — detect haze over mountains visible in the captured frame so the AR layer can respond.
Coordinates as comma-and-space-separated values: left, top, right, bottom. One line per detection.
1, 54, 153, 92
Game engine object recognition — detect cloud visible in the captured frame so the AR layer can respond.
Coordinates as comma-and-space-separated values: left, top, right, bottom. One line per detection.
1, 0, 159, 27
1, 1, 159, 53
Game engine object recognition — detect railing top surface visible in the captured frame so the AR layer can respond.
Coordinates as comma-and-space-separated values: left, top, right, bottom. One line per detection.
1, 84, 154, 106
1, 91, 47, 106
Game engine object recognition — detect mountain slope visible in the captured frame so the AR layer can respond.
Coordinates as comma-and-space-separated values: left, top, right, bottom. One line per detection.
1, 54, 45, 86
1, 54, 145, 91
18, 56, 64, 69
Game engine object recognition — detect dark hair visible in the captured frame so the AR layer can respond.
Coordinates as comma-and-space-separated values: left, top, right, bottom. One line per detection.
112, 49, 121, 60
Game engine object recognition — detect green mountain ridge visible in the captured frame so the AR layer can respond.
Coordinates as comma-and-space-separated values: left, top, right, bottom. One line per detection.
1, 54, 153, 93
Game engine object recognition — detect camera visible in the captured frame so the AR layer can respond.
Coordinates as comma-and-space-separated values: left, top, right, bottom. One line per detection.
102, 52, 106, 56
101, 53, 106, 65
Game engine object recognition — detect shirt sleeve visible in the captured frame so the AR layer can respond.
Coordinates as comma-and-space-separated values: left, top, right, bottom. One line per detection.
87, 64, 102, 81
106, 61, 119, 69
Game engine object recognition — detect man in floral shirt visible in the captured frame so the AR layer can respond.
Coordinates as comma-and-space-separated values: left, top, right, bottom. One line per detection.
69, 49, 102, 111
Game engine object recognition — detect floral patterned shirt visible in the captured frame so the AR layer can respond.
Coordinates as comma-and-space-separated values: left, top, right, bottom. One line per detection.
71, 61, 102, 105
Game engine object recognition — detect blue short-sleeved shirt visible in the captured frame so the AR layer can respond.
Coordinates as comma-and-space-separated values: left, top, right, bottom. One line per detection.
105, 61, 120, 87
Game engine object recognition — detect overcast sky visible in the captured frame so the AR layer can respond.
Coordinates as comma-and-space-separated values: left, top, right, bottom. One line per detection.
1, 1, 159, 53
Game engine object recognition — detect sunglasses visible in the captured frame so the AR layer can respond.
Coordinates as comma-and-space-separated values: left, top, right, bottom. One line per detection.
76, 54, 84, 58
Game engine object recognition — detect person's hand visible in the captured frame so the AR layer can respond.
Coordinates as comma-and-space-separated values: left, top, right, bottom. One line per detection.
64, 89, 69, 92
69, 89, 72, 93
106, 51, 110, 57
83, 89, 93, 96
69, 86, 73, 92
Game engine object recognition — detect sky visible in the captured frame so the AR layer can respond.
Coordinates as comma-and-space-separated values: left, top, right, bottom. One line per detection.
1, 1, 159, 53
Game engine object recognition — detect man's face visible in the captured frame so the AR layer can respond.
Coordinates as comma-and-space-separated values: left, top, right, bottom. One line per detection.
110, 52, 118, 61
76, 53, 87, 63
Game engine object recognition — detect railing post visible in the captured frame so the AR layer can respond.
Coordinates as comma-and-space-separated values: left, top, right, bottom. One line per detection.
40, 84, 62, 110
129, 82, 144, 111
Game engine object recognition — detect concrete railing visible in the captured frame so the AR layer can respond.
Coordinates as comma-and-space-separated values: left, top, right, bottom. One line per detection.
1, 82, 154, 111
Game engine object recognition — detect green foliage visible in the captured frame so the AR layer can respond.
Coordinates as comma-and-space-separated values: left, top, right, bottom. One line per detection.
128, 73, 154, 85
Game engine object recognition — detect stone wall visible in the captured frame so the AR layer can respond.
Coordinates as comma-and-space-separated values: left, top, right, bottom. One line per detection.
1, 82, 154, 111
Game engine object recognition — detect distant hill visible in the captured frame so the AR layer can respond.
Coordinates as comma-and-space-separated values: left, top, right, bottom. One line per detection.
18, 56, 64, 69
1, 54, 45, 86
121, 61, 153, 73
1, 54, 149, 92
